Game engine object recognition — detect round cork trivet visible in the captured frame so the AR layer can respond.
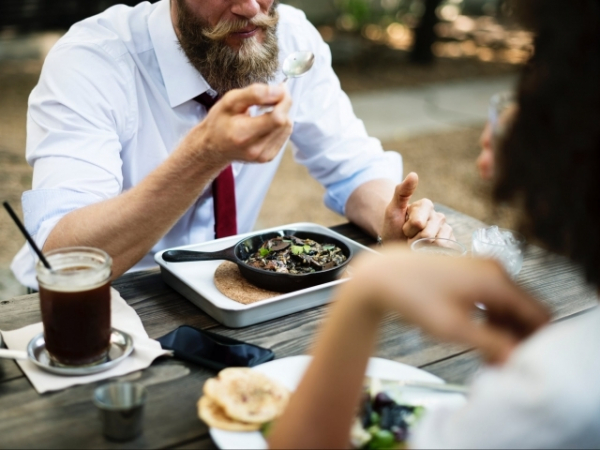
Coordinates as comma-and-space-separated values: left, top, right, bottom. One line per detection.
214, 261, 281, 304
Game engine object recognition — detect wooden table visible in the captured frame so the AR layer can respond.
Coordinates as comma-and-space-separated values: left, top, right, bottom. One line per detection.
0, 205, 597, 449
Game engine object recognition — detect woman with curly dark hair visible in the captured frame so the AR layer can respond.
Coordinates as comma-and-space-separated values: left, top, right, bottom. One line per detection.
267, 0, 600, 447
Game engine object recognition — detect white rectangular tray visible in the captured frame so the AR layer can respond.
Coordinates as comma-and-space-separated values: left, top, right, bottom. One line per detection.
154, 222, 376, 328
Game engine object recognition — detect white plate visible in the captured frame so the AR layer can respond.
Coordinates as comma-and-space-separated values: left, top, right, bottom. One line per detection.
209, 355, 467, 449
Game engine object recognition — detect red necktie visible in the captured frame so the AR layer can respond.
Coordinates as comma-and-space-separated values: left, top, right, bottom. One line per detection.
194, 91, 238, 238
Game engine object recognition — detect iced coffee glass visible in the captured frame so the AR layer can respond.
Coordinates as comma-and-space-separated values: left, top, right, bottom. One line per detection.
36, 247, 112, 367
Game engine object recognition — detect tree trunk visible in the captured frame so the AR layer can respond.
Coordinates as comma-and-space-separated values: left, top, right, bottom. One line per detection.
409, 0, 443, 65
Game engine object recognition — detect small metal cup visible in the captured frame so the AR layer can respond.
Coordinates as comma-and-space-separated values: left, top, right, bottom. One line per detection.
93, 382, 147, 441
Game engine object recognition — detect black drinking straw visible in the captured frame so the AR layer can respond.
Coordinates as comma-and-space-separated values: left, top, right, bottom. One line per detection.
3, 201, 52, 270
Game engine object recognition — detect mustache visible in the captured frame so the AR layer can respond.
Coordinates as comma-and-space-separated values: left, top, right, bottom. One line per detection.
202, 11, 278, 41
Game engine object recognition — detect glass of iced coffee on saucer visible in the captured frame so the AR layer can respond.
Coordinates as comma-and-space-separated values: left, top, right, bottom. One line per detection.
36, 247, 112, 367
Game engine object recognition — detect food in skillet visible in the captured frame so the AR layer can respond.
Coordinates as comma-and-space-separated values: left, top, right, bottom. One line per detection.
244, 235, 347, 274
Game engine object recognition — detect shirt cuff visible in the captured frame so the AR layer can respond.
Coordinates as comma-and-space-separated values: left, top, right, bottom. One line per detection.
324, 151, 403, 215
22, 188, 105, 236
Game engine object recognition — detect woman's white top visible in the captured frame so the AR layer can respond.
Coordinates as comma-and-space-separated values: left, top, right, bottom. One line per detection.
411, 306, 600, 449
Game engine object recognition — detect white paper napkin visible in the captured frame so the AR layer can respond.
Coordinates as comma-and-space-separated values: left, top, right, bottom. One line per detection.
0, 288, 171, 394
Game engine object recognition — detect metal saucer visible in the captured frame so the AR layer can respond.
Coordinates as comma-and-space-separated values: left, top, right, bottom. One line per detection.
26, 328, 134, 376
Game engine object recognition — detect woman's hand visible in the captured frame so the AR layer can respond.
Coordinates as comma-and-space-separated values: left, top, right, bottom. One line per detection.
352, 246, 550, 364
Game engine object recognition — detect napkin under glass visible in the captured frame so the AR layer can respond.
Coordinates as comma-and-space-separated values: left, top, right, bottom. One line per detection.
0, 288, 171, 394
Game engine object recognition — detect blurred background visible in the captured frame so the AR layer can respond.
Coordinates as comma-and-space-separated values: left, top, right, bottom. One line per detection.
0, 0, 525, 299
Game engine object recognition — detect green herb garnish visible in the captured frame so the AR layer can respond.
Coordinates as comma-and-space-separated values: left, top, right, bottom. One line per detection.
291, 245, 304, 255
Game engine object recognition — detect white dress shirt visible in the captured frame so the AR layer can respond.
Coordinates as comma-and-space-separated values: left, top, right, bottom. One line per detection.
410, 306, 600, 449
11, 0, 402, 288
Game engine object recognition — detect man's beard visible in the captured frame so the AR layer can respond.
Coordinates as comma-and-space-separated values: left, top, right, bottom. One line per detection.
175, 0, 280, 94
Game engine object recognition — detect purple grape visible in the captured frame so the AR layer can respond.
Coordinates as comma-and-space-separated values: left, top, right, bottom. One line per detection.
393, 426, 408, 442
379, 405, 392, 429
373, 392, 394, 413
359, 392, 373, 427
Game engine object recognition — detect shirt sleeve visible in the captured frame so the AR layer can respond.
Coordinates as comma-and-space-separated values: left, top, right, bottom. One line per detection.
12, 37, 135, 288
286, 14, 403, 216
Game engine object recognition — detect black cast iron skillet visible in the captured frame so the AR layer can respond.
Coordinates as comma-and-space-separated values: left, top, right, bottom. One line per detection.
161, 230, 353, 293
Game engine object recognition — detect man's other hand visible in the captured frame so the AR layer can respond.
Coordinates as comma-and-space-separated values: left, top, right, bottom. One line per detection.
381, 172, 454, 243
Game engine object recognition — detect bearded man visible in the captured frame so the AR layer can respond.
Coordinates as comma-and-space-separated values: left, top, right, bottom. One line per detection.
12, 0, 452, 288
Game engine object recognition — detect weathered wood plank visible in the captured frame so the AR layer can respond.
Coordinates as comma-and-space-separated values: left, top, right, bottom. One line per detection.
0, 293, 42, 331
0, 314, 473, 448
0, 359, 23, 383
112, 268, 221, 337
0, 358, 216, 449
517, 246, 598, 316
419, 350, 482, 385
0, 209, 597, 448
208, 308, 470, 370
171, 435, 215, 449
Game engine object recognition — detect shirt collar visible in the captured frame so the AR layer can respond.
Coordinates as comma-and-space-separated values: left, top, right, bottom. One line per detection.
148, 0, 210, 108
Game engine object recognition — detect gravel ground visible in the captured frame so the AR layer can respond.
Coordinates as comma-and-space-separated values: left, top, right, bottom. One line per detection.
0, 55, 519, 299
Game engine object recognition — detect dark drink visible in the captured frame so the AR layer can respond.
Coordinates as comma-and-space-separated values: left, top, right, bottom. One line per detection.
39, 280, 111, 365
36, 248, 112, 367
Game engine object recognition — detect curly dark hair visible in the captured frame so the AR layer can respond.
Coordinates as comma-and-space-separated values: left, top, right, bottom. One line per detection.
495, 0, 600, 286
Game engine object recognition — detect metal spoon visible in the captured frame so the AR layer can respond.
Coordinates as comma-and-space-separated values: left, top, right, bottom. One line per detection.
0, 348, 28, 360
280, 50, 315, 80
256, 51, 315, 114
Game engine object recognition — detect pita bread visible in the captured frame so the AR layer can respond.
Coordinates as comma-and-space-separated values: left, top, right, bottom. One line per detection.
203, 368, 290, 424
198, 396, 261, 431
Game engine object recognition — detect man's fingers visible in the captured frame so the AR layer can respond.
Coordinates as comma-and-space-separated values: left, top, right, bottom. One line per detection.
394, 172, 419, 211
402, 199, 434, 238
220, 89, 292, 154
436, 223, 454, 239
221, 83, 287, 114
249, 90, 292, 131
252, 122, 294, 163
242, 96, 293, 155
411, 211, 445, 240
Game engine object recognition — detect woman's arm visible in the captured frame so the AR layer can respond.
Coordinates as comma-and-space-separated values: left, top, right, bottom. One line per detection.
268, 276, 383, 449
268, 247, 549, 449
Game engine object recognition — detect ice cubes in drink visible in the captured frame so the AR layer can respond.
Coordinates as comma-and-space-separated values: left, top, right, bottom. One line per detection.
472, 226, 524, 278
